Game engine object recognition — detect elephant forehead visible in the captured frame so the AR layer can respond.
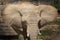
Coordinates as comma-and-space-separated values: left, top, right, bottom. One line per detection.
20, 3, 35, 10
26, 13, 40, 24
19, 3, 39, 15
20, 7, 35, 15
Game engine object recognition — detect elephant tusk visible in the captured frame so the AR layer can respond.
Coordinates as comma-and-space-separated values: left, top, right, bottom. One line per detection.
27, 33, 30, 37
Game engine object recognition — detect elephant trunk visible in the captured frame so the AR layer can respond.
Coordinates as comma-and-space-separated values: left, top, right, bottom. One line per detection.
27, 21, 39, 40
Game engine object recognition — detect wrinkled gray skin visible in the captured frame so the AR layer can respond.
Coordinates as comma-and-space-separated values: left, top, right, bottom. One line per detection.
3, 2, 58, 40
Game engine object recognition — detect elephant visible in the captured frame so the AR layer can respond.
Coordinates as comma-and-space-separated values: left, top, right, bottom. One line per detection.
2, 1, 58, 40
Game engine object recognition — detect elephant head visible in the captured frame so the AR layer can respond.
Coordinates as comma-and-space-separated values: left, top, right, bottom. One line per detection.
3, 2, 58, 40
22, 4, 58, 40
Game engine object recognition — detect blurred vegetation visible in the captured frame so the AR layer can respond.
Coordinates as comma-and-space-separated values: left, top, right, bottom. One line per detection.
48, 19, 60, 25
50, 0, 60, 10
39, 19, 60, 40
37, 19, 60, 40
41, 29, 54, 36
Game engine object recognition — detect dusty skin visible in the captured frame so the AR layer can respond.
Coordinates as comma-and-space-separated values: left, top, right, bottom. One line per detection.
3, 2, 58, 40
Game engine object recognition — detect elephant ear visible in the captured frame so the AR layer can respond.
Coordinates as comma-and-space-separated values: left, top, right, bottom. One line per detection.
3, 4, 22, 27
40, 5, 58, 25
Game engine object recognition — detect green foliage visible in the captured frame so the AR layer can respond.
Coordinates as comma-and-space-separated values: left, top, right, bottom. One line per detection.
41, 29, 54, 36
55, 19, 60, 25
47, 19, 60, 25
38, 19, 60, 40
50, 0, 60, 10
38, 34, 43, 40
